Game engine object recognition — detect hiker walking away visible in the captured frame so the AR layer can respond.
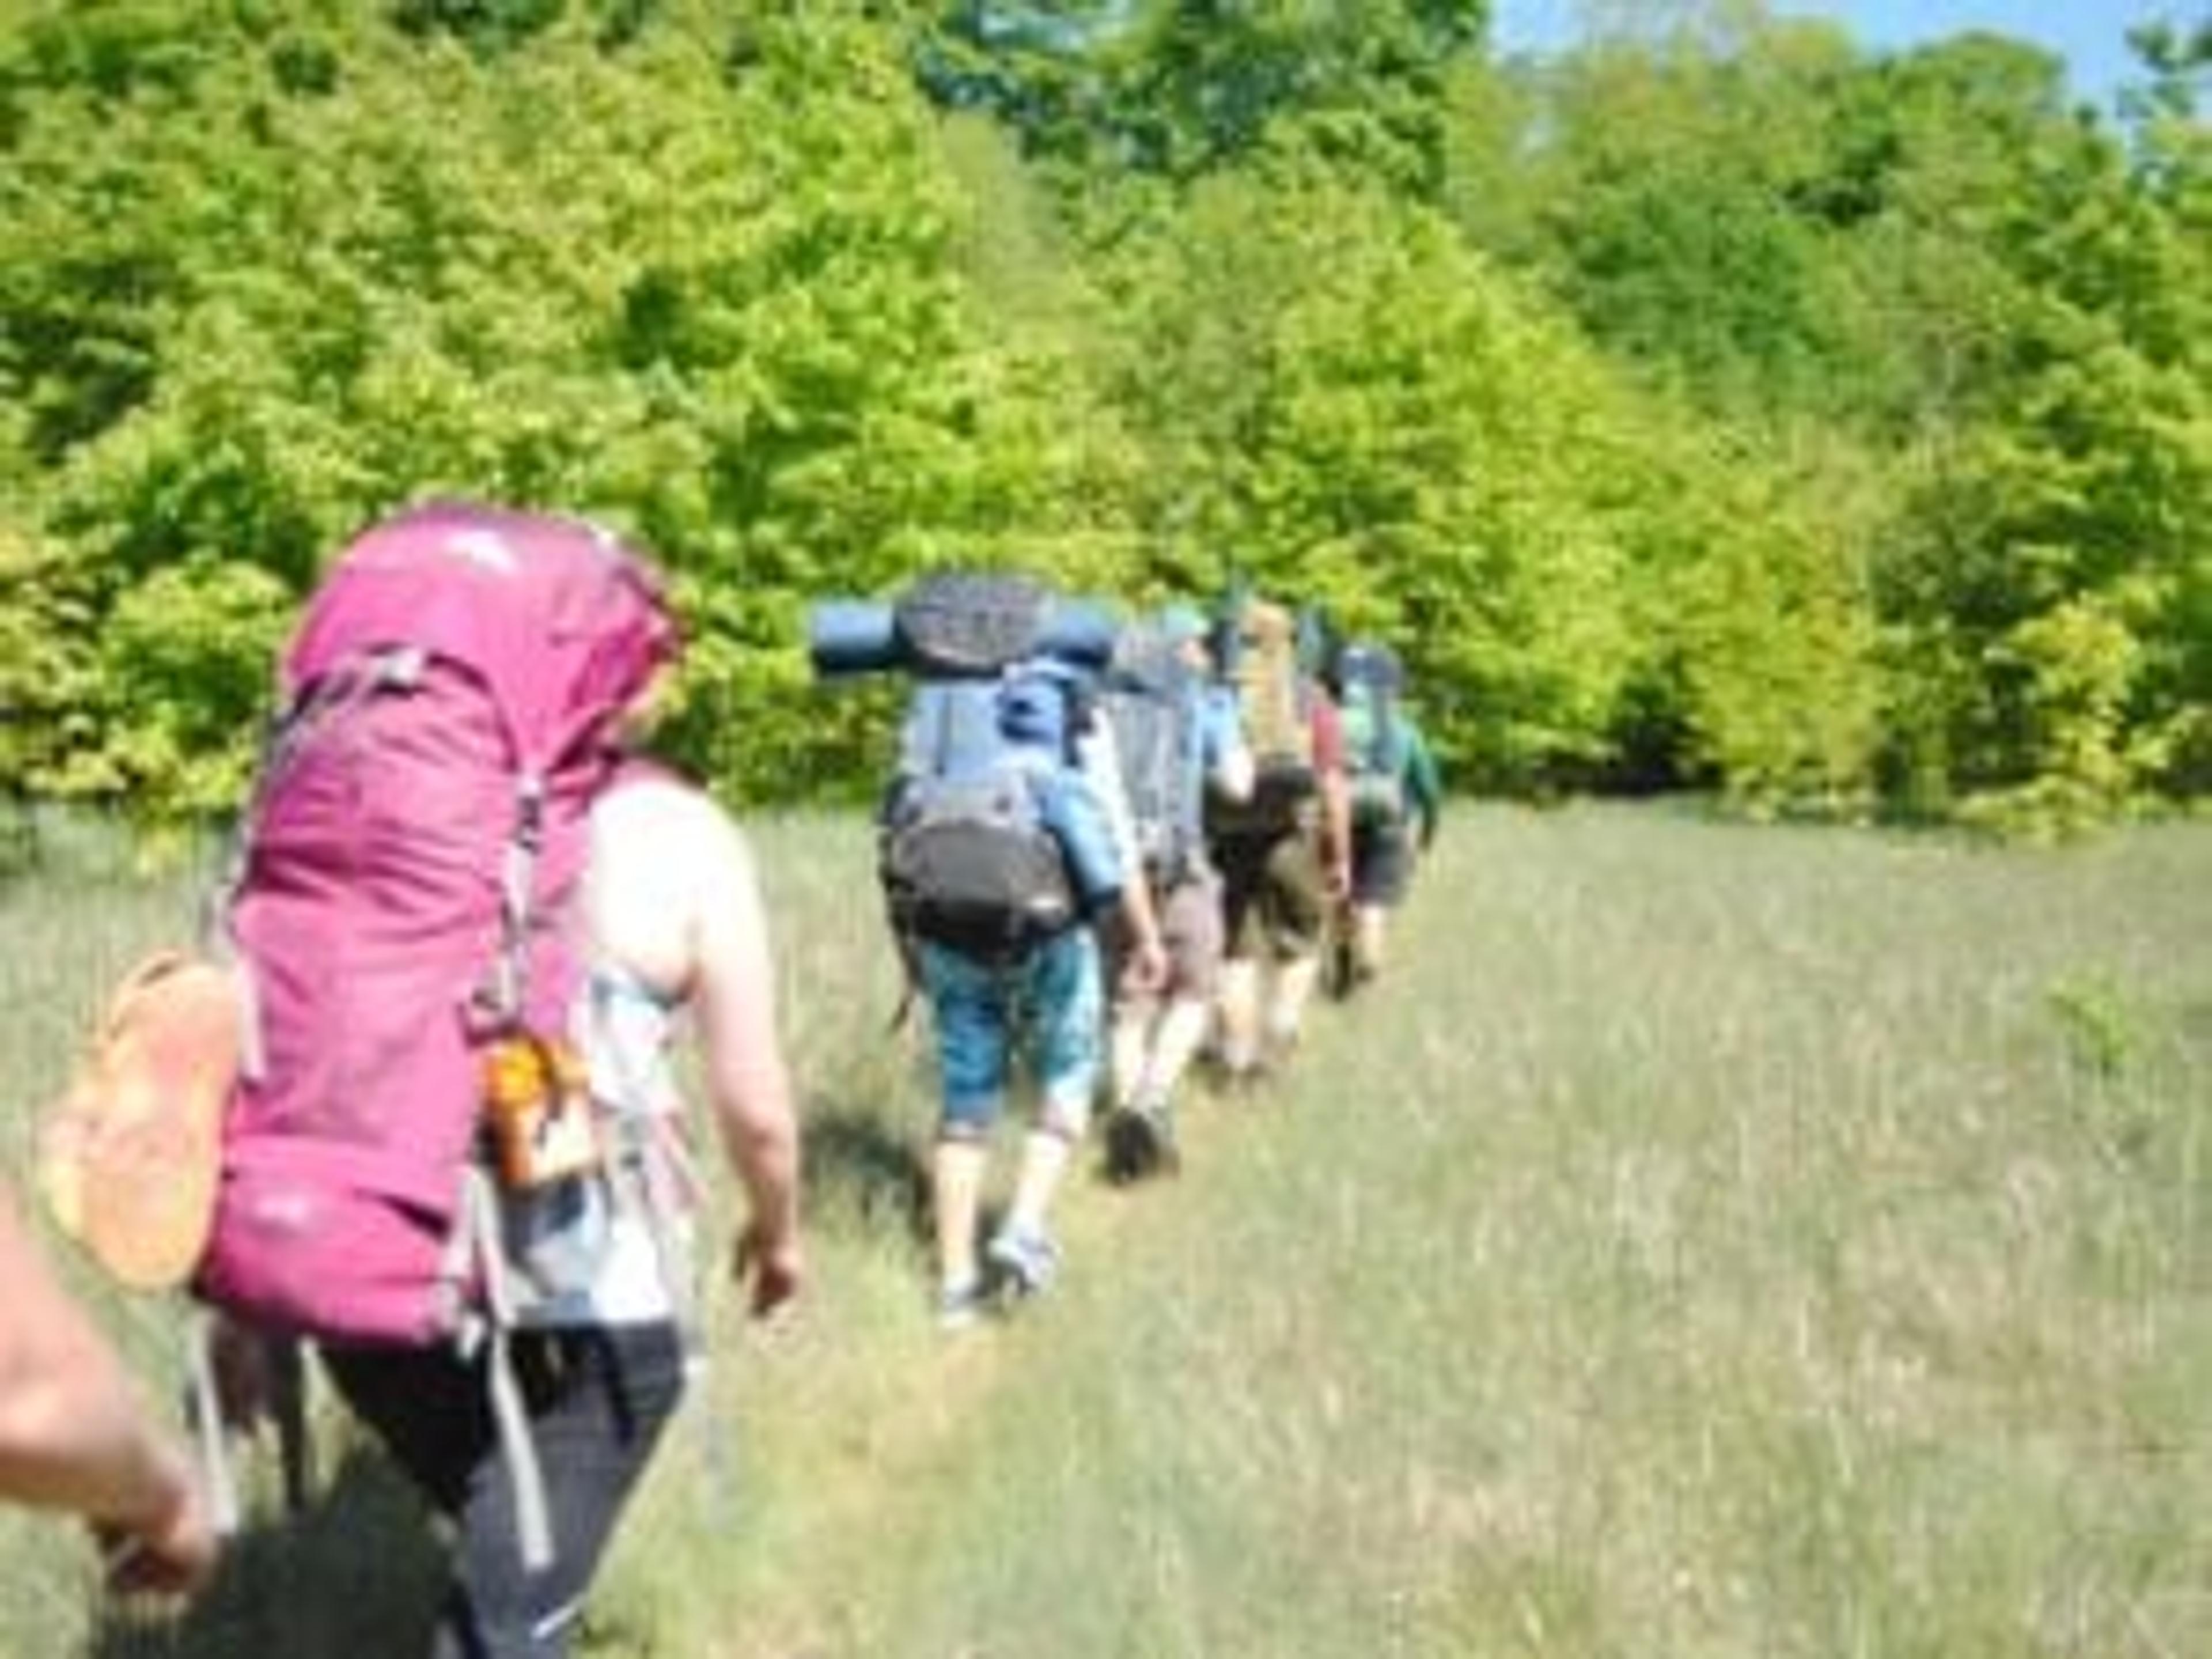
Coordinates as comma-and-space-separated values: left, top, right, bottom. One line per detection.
863, 575, 1165, 1328
318, 712, 804, 1657
0, 1183, 219, 1596
192, 504, 802, 1657
1328, 639, 1441, 992
1203, 596, 1352, 1085
1099, 603, 1252, 1180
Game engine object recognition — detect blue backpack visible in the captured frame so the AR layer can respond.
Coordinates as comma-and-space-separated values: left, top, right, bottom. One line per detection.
881, 664, 1118, 961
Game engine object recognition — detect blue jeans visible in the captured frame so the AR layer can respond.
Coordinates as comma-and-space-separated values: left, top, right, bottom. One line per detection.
920, 926, 1104, 1137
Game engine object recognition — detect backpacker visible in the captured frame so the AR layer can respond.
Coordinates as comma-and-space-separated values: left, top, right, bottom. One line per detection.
1101, 623, 1207, 885
1206, 598, 1315, 836
192, 501, 677, 1564
1335, 641, 1410, 827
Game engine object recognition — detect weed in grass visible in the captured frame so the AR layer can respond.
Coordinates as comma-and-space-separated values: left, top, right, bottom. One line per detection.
2046, 972, 2141, 1081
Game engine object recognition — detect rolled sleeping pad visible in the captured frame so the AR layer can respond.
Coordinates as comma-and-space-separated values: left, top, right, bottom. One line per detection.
809, 594, 1119, 679
1035, 599, 1119, 676
808, 600, 902, 678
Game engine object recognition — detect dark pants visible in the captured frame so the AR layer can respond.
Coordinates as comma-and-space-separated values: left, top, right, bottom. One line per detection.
1214, 828, 1330, 961
322, 1321, 687, 1659
1351, 816, 1414, 906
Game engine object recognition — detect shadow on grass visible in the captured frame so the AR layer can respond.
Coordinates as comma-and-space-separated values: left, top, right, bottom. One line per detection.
89, 1442, 442, 1659
801, 1094, 933, 1247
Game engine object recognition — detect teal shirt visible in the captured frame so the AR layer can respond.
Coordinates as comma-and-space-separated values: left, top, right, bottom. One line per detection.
1399, 718, 1442, 842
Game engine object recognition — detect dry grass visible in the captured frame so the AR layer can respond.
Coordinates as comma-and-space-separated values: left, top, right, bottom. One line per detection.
2, 804, 2206, 1657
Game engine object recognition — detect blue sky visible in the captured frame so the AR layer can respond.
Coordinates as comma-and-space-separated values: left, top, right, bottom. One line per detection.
1488, 2, 2175, 107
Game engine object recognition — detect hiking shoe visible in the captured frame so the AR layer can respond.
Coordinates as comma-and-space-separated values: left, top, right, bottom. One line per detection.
1103, 1108, 1152, 1184
1105, 1099, 1178, 1184
984, 1226, 1060, 1301
935, 1277, 988, 1332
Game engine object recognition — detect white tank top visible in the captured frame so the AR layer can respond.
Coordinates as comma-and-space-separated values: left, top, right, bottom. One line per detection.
511, 782, 706, 1330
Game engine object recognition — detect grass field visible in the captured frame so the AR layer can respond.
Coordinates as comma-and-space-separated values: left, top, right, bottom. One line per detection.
2, 803, 2206, 1657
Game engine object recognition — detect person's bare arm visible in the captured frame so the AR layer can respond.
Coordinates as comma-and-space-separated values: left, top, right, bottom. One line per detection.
0, 1190, 216, 1593
1116, 861, 1169, 994
1322, 768, 1354, 899
1078, 718, 1167, 991
685, 818, 805, 1318
1311, 698, 1354, 900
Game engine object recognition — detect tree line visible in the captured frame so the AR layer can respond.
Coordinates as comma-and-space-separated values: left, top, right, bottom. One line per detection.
1, 0, 2205, 837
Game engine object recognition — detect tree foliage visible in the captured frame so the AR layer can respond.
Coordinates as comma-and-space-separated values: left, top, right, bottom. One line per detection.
0, 0, 2203, 833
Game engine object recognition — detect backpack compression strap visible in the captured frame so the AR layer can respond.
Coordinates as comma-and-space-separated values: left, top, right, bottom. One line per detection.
453, 1166, 557, 1572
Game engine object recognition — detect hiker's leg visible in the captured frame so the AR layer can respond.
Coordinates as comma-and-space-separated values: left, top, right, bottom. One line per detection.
921, 944, 1009, 1297
1270, 955, 1322, 1048
337, 1326, 685, 1657
438, 1324, 686, 1658
933, 1137, 990, 1294
1350, 822, 1409, 980
1215, 957, 1263, 1074
320, 1342, 488, 1519
1004, 1128, 1074, 1240
1103, 910, 1158, 1106
1261, 832, 1330, 1052
1006, 928, 1102, 1238
1109, 1002, 1151, 1107
321, 1342, 498, 1657
1210, 838, 1268, 1074
1143, 873, 1225, 1101
1146, 998, 1211, 1098
1354, 904, 1388, 977
324, 1331, 688, 1659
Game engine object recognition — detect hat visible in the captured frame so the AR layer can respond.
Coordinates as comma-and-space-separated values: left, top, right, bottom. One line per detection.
1157, 603, 1209, 646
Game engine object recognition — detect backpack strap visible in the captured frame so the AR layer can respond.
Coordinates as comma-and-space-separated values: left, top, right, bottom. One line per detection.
457, 1165, 556, 1573
880, 685, 955, 1028
471, 770, 550, 1033
184, 1313, 243, 1538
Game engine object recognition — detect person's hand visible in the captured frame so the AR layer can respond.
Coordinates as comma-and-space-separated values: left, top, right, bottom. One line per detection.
1127, 932, 1169, 997
95, 1456, 218, 1599
732, 1221, 805, 1321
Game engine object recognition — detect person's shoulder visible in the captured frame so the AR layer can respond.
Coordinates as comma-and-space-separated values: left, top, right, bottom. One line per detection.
596, 767, 751, 864
599, 763, 706, 822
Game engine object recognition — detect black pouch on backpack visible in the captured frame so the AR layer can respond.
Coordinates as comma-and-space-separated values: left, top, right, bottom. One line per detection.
881, 773, 1078, 961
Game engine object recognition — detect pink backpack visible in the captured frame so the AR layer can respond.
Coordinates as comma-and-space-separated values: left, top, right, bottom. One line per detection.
195, 501, 676, 1348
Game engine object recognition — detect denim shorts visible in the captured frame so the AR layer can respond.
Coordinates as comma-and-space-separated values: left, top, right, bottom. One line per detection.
920, 927, 1104, 1136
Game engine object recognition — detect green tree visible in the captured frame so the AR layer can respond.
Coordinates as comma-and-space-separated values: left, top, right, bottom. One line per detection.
1, 0, 1124, 815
